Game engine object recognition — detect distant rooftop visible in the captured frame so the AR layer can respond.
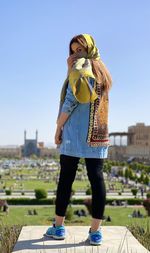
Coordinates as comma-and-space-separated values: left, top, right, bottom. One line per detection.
0, 145, 19, 148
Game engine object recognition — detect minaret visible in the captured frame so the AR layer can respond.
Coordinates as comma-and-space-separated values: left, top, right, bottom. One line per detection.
24, 130, 26, 144
36, 129, 38, 143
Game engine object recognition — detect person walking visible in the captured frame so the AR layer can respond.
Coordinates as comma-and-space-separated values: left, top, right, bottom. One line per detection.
45, 34, 112, 245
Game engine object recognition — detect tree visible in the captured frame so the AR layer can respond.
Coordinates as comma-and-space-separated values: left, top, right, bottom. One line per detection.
118, 170, 123, 177
139, 173, 144, 183
128, 169, 134, 180
144, 175, 149, 185
124, 168, 129, 183
103, 162, 111, 174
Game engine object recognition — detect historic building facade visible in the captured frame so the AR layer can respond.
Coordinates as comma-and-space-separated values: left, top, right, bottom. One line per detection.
22, 130, 40, 157
0, 130, 58, 158
1, 123, 150, 160
0, 146, 21, 158
109, 123, 150, 162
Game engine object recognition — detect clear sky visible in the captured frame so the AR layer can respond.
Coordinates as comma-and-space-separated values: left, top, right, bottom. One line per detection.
0, 0, 150, 146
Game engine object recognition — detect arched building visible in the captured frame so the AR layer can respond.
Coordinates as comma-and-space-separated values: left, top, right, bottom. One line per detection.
22, 130, 40, 157
108, 123, 150, 162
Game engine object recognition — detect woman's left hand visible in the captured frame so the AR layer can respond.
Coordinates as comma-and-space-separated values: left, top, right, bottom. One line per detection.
55, 127, 63, 145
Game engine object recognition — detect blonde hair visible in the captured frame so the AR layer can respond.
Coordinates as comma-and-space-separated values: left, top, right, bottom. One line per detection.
69, 35, 112, 92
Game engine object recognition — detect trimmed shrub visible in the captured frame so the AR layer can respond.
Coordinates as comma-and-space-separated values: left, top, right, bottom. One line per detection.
5, 189, 11, 195
34, 189, 47, 199
131, 188, 138, 198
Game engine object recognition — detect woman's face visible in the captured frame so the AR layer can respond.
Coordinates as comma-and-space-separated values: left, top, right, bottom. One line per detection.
71, 42, 87, 54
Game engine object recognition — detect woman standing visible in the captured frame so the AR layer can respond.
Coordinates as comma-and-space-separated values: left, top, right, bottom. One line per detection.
45, 34, 112, 245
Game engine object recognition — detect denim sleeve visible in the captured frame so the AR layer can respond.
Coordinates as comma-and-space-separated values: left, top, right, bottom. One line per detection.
61, 83, 79, 115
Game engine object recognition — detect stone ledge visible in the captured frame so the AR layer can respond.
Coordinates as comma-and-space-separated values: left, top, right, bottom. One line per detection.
12, 226, 149, 253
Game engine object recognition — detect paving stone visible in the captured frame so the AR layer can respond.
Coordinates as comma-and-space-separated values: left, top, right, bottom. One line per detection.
12, 226, 149, 253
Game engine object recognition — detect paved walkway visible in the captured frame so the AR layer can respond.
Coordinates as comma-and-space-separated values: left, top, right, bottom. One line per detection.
12, 226, 149, 253
0, 193, 145, 199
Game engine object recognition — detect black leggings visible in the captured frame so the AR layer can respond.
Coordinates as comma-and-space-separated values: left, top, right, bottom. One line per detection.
55, 154, 106, 219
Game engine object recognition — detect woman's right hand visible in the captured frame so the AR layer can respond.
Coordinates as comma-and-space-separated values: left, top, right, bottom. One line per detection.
67, 53, 79, 72
55, 127, 62, 145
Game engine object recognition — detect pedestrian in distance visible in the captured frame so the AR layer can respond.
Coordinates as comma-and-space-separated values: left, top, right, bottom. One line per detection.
45, 33, 112, 245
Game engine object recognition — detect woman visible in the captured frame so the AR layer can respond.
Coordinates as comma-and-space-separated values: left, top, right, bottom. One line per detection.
45, 34, 112, 245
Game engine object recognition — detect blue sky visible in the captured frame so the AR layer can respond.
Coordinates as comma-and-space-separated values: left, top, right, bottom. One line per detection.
0, 0, 150, 146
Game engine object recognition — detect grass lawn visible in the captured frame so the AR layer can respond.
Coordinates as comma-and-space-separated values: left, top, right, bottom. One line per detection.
1, 167, 129, 191
0, 180, 91, 191
0, 206, 148, 228
0, 179, 129, 192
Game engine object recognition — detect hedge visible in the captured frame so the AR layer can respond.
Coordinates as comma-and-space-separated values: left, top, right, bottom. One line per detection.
106, 198, 143, 205
72, 198, 143, 205
5, 197, 144, 205
6, 198, 55, 205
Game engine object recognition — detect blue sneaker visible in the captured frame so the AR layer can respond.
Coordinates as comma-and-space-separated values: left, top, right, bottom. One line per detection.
45, 223, 66, 240
88, 228, 102, 245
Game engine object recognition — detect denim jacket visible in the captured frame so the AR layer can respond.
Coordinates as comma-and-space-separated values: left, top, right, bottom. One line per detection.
58, 78, 108, 158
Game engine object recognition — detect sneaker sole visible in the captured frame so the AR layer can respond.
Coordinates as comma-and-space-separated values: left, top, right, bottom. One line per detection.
53, 235, 66, 240
44, 233, 65, 240
90, 240, 102, 245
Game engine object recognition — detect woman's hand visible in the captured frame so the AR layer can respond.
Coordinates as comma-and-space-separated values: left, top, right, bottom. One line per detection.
67, 53, 79, 72
55, 126, 63, 145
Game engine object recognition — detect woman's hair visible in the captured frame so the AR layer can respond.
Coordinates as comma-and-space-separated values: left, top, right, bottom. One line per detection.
69, 35, 112, 91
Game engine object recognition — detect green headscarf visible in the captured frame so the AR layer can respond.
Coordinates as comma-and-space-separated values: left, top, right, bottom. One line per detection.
82, 33, 100, 60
